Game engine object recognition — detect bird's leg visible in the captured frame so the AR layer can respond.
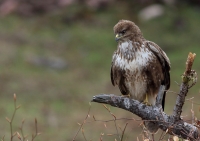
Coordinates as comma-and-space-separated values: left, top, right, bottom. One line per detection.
143, 94, 151, 106
127, 93, 131, 98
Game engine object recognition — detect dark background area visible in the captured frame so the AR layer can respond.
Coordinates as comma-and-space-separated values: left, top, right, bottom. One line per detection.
0, 0, 200, 140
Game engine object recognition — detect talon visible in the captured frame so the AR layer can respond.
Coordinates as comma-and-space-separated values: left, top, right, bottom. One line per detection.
122, 94, 131, 98
143, 94, 151, 106
121, 94, 131, 98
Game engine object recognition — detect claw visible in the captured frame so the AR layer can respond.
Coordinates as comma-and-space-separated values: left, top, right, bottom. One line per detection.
121, 94, 131, 98
143, 94, 151, 106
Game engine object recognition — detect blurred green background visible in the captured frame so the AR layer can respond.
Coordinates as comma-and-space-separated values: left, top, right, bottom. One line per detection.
0, 0, 200, 140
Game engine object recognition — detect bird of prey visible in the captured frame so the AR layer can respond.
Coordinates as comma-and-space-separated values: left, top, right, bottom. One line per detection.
111, 20, 170, 133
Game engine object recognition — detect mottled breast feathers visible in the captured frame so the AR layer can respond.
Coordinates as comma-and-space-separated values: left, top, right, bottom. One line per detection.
111, 20, 170, 108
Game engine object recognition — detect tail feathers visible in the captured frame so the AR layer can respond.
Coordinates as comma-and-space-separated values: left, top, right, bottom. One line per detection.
162, 91, 166, 111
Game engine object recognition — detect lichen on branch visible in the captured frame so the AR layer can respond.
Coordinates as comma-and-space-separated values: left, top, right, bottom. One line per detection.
182, 52, 197, 84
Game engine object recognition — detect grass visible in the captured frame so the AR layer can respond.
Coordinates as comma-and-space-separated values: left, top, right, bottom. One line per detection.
0, 5, 200, 141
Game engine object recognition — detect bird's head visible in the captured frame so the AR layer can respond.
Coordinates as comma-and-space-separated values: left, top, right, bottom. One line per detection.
113, 20, 143, 42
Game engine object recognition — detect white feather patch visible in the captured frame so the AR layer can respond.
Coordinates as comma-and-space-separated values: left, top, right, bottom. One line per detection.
113, 40, 156, 103
115, 41, 153, 71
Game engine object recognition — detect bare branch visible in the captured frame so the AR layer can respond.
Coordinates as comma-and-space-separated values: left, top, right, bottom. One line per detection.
92, 52, 199, 140
173, 52, 196, 122
92, 94, 199, 140
120, 123, 128, 141
173, 83, 188, 122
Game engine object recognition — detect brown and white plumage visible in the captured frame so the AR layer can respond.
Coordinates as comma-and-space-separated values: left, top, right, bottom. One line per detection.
111, 20, 170, 133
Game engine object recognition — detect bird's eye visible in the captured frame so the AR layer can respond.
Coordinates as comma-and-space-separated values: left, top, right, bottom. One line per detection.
121, 30, 126, 34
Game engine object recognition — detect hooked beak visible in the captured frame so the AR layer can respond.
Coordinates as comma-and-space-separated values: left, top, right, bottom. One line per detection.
115, 33, 121, 42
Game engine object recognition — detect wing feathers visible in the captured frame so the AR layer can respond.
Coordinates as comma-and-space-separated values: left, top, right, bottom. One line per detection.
146, 41, 170, 110
110, 62, 115, 86
146, 41, 170, 88
111, 52, 129, 95
147, 41, 170, 68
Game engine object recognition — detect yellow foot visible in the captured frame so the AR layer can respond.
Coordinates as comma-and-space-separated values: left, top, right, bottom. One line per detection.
121, 94, 131, 98
143, 94, 151, 106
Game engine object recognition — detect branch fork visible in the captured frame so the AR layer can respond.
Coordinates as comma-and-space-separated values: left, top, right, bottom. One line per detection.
92, 52, 199, 140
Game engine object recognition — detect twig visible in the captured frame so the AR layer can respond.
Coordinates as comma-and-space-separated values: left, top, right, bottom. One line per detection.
141, 126, 151, 141
72, 104, 91, 141
100, 133, 104, 141
102, 104, 121, 140
19, 119, 27, 141
186, 97, 200, 105
174, 81, 180, 86
167, 90, 178, 94
120, 123, 128, 141
158, 131, 164, 141
91, 117, 136, 123
81, 128, 88, 141
5, 94, 21, 141
11, 94, 17, 141
31, 118, 39, 141
191, 100, 195, 125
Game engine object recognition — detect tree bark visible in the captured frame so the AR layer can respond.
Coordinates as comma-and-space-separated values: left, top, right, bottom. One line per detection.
92, 52, 199, 140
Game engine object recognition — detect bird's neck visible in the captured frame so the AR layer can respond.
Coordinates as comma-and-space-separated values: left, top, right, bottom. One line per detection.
116, 41, 134, 60
118, 40, 143, 52
117, 39, 148, 61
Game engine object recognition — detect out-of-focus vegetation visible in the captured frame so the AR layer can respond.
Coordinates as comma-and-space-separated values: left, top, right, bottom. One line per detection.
0, 0, 200, 141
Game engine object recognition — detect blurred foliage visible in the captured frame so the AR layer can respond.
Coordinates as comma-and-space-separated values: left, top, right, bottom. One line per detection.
0, 1, 200, 141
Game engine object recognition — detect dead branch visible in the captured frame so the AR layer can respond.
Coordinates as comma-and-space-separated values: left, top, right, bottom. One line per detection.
92, 52, 199, 140
173, 53, 197, 122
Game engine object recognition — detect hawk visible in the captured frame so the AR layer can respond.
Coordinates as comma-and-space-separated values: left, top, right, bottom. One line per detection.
111, 20, 170, 133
